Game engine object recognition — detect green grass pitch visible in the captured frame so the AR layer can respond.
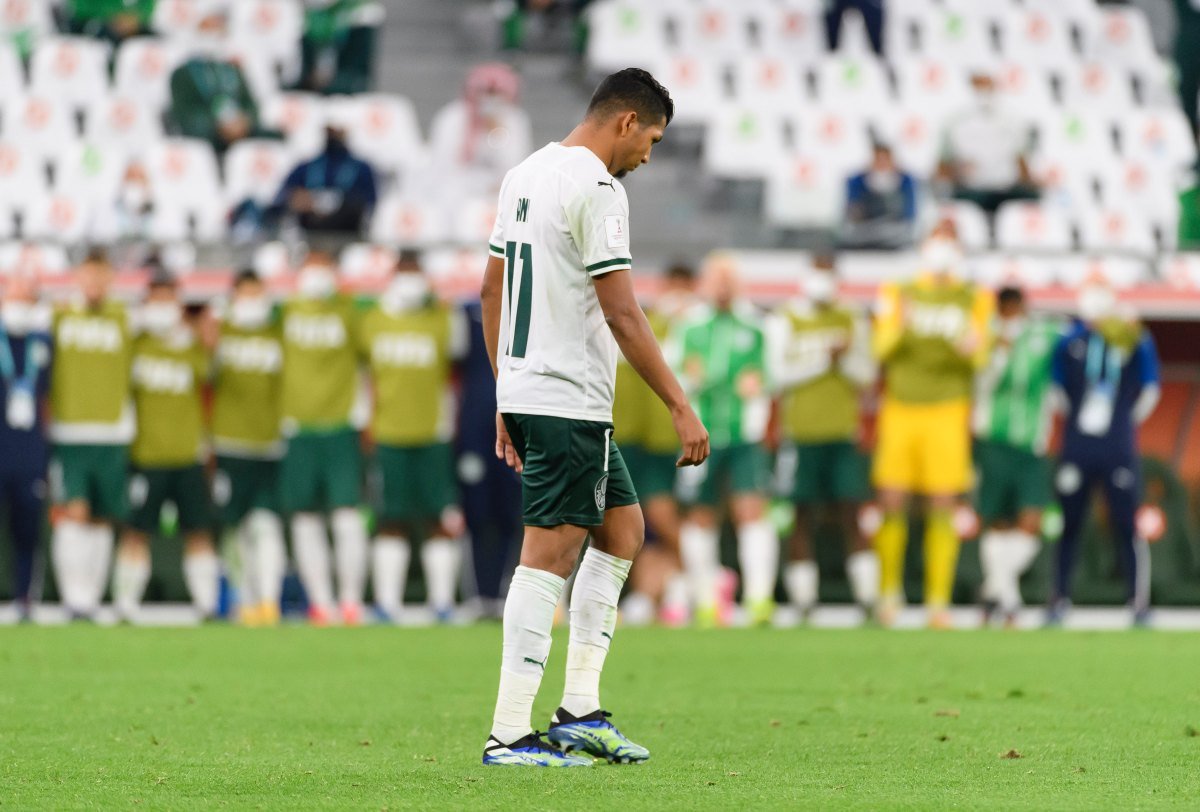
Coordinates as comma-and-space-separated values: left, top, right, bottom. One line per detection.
3, 625, 1199, 810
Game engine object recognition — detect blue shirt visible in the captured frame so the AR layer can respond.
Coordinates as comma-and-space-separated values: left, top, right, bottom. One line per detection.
0, 329, 53, 475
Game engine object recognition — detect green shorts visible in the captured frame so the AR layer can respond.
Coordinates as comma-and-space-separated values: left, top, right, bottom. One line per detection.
214, 456, 280, 526
50, 443, 129, 521
279, 429, 363, 514
975, 440, 1052, 524
680, 443, 769, 507
623, 445, 679, 501
373, 442, 458, 525
784, 440, 871, 505
128, 464, 212, 535
501, 413, 639, 528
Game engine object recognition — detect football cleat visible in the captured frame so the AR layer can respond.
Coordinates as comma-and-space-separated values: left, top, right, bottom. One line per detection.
547, 708, 650, 764
746, 597, 775, 627
482, 731, 593, 767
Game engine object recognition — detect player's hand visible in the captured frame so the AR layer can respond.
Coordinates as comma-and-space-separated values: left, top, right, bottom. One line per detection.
735, 370, 763, 400
672, 406, 710, 468
956, 327, 982, 358
495, 412, 523, 473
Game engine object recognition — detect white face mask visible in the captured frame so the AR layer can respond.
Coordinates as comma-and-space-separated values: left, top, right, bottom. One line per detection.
976, 88, 997, 113
121, 184, 150, 212
1077, 284, 1117, 323
296, 265, 337, 300
2, 301, 39, 335
478, 94, 505, 120
920, 238, 963, 275
806, 273, 837, 305
141, 301, 182, 335
866, 169, 900, 193
229, 296, 272, 330
381, 274, 430, 314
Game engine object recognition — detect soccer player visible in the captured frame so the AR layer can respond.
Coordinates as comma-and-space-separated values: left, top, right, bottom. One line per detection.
0, 270, 52, 620
675, 254, 777, 627
479, 68, 708, 766
973, 286, 1061, 626
1048, 281, 1161, 626
211, 270, 287, 627
871, 222, 993, 628
359, 252, 468, 623
49, 250, 133, 620
113, 274, 218, 620
280, 250, 370, 625
615, 263, 697, 626
766, 256, 877, 621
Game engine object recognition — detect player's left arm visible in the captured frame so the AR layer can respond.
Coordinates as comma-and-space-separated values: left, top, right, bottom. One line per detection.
961, 286, 995, 368
1132, 328, 1162, 425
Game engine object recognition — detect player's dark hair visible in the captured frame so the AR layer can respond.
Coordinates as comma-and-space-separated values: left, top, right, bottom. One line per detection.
396, 249, 424, 271
234, 268, 261, 288
147, 273, 176, 293
812, 252, 838, 271
998, 286, 1025, 308
665, 262, 695, 282
83, 246, 109, 265
587, 68, 674, 128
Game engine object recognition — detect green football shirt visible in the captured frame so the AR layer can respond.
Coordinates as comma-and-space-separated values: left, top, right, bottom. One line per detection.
50, 301, 134, 445
129, 329, 208, 468
973, 318, 1062, 455
213, 319, 283, 458
280, 296, 360, 433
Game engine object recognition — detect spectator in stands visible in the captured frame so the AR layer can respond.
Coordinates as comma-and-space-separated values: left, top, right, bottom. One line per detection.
113, 161, 156, 243
67, 0, 155, 42
825, 0, 884, 56
841, 143, 918, 250
937, 72, 1039, 214
499, 0, 592, 52
299, 0, 384, 95
167, 48, 263, 155
430, 63, 532, 200
1176, 0, 1200, 139
0, 269, 52, 622
271, 125, 379, 239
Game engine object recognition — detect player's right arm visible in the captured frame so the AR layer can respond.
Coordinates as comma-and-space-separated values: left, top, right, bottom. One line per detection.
594, 270, 709, 467
480, 253, 522, 472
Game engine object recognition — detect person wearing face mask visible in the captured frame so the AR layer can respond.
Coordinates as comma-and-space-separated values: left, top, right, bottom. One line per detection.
211, 270, 286, 627
49, 249, 134, 621
0, 270, 53, 621
272, 125, 379, 238
972, 287, 1062, 627
765, 255, 877, 624
356, 252, 469, 623
616, 263, 698, 627
114, 274, 218, 622
936, 72, 1039, 214
167, 41, 264, 155
279, 250, 368, 625
871, 220, 994, 629
842, 143, 918, 250
1047, 281, 1161, 627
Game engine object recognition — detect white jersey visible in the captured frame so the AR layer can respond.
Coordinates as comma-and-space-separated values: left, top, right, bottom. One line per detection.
488, 142, 633, 423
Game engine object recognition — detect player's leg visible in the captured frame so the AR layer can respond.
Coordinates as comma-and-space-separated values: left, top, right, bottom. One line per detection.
327, 430, 368, 624
1103, 458, 1149, 624
416, 443, 464, 622
645, 491, 688, 624
783, 443, 823, 620
922, 492, 960, 629
371, 445, 413, 622
5, 469, 44, 620
176, 466, 220, 619
84, 444, 126, 615
282, 435, 336, 624
246, 460, 286, 625
919, 400, 973, 629
112, 467, 164, 621
976, 441, 1015, 618
1049, 458, 1093, 624
730, 443, 777, 625
871, 398, 916, 625
678, 450, 722, 626
836, 443, 878, 616
49, 446, 98, 617
990, 450, 1051, 623
214, 457, 257, 623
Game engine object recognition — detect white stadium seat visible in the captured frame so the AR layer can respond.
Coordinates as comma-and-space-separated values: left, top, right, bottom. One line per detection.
585, 1, 665, 75
920, 9, 996, 72
1097, 159, 1179, 232
792, 110, 873, 176
1117, 108, 1197, 172
450, 196, 499, 247
995, 201, 1074, 252
370, 193, 450, 248
731, 56, 807, 108
1078, 207, 1158, 257
0, 141, 47, 211
224, 139, 294, 207
1159, 254, 1200, 290
1031, 154, 1098, 215
877, 108, 944, 178
672, 1, 753, 60
754, 0, 824, 61
894, 58, 971, 117
22, 190, 93, 244
764, 152, 845, 230
656, 56, 727, 128
29, 37, 111, 112
0, 241, 70, 276
0, 0, 55, 43
1057, 255, 1147, 289
228, 0, 303, 86
253, 241, 292, 279
1058, 62, 1138, 114
84, 94, 165, 156
994, 62, 1057, 122
114, 37, 184, 113
936, 201, 991, 253
1037, 111, 1117, 165
1087, 6, 1160, 73
811, 56, 892, 115
152, 0, 228, 39
144, 138, 225, 242
1, 94, 76, 170
261, 92, 329, 158
968, 254, 1058, 289
702, 106, 788, 181
0, 40, 24, 102
997, 9, 1078, 73
334, 93, 424, 177
54, 142, 126, 207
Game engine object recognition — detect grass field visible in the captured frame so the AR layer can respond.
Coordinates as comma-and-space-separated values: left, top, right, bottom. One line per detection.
2, 625, 1199, 810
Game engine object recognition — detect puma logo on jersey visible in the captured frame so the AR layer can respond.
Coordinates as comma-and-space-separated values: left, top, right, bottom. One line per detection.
57, 317, 123, 352
596, 179, 615, 190
371, 333, 437, 368
132, 355, 194, 395
218, 336, 282, 373
285, 314, 347, 349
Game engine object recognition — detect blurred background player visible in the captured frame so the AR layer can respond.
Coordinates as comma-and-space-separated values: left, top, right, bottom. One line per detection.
616, 262, 696, 626
210, 270, 286, 627
767, 255, 877, 622
114, 274, 217, 621
973, 287, 1061, 627
360, 253, 468, 623
1049, 281, 1161, 627
676, 254, 776, 627
0, 270, 52, 621
871, 221, 993, 628
280, 250, 369, 625
50, 250, 132, 621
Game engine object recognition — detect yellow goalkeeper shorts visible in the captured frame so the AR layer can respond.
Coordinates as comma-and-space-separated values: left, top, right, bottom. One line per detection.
871, 396, 973, 496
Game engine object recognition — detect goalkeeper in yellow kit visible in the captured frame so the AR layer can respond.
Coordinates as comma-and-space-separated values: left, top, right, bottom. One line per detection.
872, 221, 993, 628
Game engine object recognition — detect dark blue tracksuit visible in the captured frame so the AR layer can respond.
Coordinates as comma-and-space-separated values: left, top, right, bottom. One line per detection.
0, 325, 52, 610
457, 303, 522, 604
1050, 321, 1160, 611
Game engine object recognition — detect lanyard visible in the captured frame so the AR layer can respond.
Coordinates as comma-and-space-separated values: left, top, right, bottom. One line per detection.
1084, 333, 1120, 391
0, 328, 41, 390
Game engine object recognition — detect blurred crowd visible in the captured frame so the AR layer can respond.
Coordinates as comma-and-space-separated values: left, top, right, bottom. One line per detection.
0, 217, 1163, 629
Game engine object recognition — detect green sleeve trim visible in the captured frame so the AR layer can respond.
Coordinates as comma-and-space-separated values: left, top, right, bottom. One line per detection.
585, 257, 633, 273
488, 243, 504, 256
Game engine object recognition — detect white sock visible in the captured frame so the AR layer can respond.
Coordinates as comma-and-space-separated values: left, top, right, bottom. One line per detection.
1000, 530, 1041, 612
421, 536, 461, 611
183, 549, 221, 617
491, 565, 565, 744
846, 550, 880, 608
236, 524, 260, 607
663, 572, 689, 611
979, 530, 1008, 605
291, 513, 335, 612
112, 554, 150, 620
250, 510, 287, 606
84, 524, 114, 612
372, 535, 411, 617
51, 520, 90, 612
680, 523, 719, 610
737, 519, 779, 603
332, 508, 368, 609
784, 560, 819, 611
561, 547, 633, 718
